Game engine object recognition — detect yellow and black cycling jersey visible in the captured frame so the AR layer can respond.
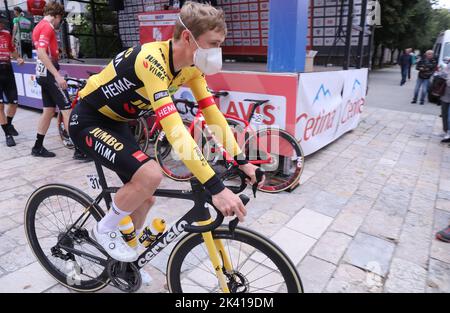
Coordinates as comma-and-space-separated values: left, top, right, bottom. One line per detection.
78, 40, 241, 193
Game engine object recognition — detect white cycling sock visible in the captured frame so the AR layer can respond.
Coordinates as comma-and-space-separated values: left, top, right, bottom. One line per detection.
98, 201, 130, 234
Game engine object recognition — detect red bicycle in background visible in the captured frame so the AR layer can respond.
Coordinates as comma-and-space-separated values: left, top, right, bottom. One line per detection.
58, 80, 305, 192
155, 91, 305, 193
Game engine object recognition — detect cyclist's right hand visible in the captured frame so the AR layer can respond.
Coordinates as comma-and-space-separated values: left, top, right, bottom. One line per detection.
212, 188, 247, 222
56, 74, 68, 90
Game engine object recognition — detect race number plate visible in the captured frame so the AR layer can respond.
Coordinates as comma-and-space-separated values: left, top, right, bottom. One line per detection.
35, 59, 47, 77
86, 174, 101, 191
251, 113, 264, 124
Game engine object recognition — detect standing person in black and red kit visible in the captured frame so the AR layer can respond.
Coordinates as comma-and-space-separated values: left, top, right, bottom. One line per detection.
31, 1, 87, 159
0, 18, 24, 147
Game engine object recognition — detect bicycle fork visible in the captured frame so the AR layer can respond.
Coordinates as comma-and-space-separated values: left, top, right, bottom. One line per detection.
198, 219, 232, 293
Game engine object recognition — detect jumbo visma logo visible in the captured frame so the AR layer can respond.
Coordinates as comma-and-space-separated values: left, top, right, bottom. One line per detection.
89, 128, 124, 151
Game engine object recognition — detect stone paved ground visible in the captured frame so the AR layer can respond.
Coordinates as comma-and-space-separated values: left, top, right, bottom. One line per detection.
0, 67, 449, 293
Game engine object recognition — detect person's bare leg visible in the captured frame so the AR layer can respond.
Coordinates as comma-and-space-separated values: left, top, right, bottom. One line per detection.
131, 197, 156, 231
6, 103, 17, 119
60, 109, 71, 135
0, 103, 6, 126
97, 161, 162, 233
37, 107, 55, 135
114, 161, 162, 214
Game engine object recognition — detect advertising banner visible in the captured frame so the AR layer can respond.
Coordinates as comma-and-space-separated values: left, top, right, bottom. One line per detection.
12, 61, 104, 110
207, 71, 298, 136
296, 68, 368, 155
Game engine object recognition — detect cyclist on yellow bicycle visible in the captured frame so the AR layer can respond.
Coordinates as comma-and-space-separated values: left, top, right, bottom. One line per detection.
69, 1, 263, 263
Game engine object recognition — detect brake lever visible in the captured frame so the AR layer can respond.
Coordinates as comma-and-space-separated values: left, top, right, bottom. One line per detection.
229, 194, 249, 234
245, 168, 265, 198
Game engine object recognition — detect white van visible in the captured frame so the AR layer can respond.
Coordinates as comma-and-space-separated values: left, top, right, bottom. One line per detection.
433, 30, 450, 68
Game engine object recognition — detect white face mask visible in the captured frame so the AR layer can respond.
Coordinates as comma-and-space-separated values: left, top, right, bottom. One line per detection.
179, 16, 223, 75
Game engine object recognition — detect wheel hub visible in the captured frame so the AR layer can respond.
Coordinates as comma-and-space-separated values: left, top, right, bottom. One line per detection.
226, 270, 249, 293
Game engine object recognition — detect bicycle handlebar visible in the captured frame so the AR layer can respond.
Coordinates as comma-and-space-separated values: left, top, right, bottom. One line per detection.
212, 91, 229, 98
64, 76, 87, 88
183, 194, 249, 233
183, 167, 265, 233
173, 98, 198, 116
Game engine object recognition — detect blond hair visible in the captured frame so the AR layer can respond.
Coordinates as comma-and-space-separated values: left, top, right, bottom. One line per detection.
173, 1, 226, 40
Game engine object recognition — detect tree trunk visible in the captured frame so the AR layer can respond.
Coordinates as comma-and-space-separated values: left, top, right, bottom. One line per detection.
372, 44, 379, 69
390, 49, 396, 64
379, 45, 385, 68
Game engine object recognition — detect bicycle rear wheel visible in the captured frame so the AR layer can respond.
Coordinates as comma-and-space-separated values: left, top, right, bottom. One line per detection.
167, 226, 303, 293
25, 184, 109, 292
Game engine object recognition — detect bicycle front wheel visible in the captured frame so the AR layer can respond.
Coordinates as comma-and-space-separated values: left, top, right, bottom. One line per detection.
167, 226, 303, 293
25, 184, 109, 292
246, 128, 304, 193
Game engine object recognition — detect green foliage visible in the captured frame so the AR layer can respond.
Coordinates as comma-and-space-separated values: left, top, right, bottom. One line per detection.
72, 0, 122, 58
374, 0, 450, 53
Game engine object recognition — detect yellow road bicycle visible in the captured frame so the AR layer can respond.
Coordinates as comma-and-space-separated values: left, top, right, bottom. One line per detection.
24, 162, 303, 293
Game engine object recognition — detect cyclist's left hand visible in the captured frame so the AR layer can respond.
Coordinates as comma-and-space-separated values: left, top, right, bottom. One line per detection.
17, 58, 24, 65
239, 163, 265, 187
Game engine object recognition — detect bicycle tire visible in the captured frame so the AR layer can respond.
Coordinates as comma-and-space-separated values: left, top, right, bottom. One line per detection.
155, 120, 210, 181
128, 117, 150, 154
245, 128, 304, 193
166, 226, 303, 293
25, 184, 109, 292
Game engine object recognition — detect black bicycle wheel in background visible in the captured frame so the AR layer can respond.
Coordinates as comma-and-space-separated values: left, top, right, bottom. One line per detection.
25, 184, 109, 292
155, 119, 211, 181
225, 120, 304, 193
128, 117, 150, 154
167, 226, 303, 293
245, 128, 304, 193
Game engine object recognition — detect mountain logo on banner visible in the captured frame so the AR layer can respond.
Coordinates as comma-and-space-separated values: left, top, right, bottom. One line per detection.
313, 84, 331, 104
352, 79, 362, 93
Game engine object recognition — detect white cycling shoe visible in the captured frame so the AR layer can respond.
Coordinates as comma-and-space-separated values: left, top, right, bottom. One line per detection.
91, 225, 138, 263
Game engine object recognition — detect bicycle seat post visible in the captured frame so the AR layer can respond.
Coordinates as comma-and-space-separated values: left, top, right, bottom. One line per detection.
94, 161, 113, 209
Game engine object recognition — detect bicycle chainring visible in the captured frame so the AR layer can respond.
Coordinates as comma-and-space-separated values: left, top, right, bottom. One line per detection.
106, 260, 141, 293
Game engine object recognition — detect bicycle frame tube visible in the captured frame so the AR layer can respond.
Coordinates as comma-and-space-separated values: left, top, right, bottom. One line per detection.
198, 220, 230, 293
132, 196, 211, 267
148, 118, 161, 138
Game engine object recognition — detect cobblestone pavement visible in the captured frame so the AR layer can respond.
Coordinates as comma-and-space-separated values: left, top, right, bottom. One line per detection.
0, 67, 449, 293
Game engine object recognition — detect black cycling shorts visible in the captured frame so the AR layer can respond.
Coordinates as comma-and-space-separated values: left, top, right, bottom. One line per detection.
20, 41, 32, 59
0, 64, 18, 105
69, 99, 153, 184
37, 71, 72, 111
